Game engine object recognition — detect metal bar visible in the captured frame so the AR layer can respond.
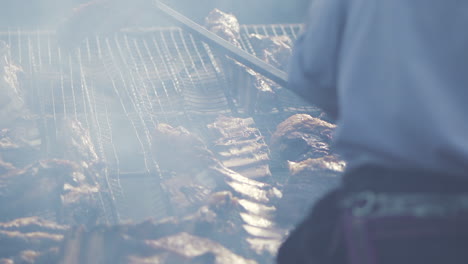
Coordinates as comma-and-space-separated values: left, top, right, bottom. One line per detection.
149, 35, 184, 118
47, 34, 52, 65
68, 56, 78, 119
17, 29, 22, 64
58, 47, 67, 117
142, 38, 174, 122
133, 38, 166, 121
154, 1, 288, 87
116, 171, 155, 179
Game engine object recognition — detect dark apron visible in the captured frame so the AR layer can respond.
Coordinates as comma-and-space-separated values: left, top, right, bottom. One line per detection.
277, 166, 468, 264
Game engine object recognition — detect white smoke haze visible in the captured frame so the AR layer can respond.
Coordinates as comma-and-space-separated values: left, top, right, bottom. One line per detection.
0, 0, 311, 28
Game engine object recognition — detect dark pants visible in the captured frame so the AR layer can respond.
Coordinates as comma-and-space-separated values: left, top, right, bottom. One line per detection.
276, 166, 468, 264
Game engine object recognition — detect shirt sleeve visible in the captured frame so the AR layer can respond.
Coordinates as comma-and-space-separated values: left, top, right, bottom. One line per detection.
288, 0, 347, 120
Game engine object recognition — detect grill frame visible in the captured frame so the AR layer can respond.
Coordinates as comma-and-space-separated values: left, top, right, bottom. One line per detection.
0, 24, 320, 225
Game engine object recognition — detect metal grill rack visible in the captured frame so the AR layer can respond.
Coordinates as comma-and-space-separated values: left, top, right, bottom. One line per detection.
0, 23, 319, 225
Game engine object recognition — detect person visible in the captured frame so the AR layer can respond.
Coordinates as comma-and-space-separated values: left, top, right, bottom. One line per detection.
277, 0, 468, 263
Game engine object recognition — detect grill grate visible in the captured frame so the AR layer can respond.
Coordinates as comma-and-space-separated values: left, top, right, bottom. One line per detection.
0, 24, 315, 225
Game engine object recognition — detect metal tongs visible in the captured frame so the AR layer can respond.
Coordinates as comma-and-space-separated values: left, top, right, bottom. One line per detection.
153, 1, 288, 87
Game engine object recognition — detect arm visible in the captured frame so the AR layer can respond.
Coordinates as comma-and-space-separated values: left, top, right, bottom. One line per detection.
288, 0, 347, 121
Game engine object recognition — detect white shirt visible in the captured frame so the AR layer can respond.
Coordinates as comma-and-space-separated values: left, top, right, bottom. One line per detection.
288, 0, 468, 175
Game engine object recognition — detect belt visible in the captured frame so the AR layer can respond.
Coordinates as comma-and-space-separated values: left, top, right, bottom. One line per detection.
342, 165, 468, 194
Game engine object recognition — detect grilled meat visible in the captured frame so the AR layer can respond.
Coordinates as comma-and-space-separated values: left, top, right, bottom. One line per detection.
270, 114, 336, 162
152, 123, 279, 207
153, 123, 229, 215
0, 125, 41, 168
0, 159, 78, 222
0, 159, 15, 175
270, 114, 343, 226
0, 217, 65, 262
54, 118, 101, 179
152, 123, 219, 174
248, 34, 292, 71
152, 123, 284, 260
205, 9, 242, 48
0, 41, 28, 129
208, 116, 271, 180
276, 155, 343, 226
0, 159, 101, 226
204, 10, 295, 113
58, 213, 256, 264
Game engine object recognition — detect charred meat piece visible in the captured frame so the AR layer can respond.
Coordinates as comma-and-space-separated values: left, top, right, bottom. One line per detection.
270, 115, 344, 226
0, 41, 28, 129
0, 159, 79, 222
276, 156, 343, 227
208, 116, 271, 180
152, 123, 227, 215
205, 8, 242, 48
153, 123, 284, 259
228, 63, 278, 113
4, 248, 60, 264
0, 43, 41, 167
152, 123, 279, 207
0, 125, 41, 168
0, 217, 67, 235
58, 214, 256, 264
0, 217, 65, 262
287, 155, 345, 174
270, 114, 336, 162
248, 34, 293, 71
152, 123, 219, 173
0, 159, 15, 175
0, 159, 101, 226
204, 10, 283, 113
55, 118, 100, 170
60, 182, 101, 226
54, 118, 103, 205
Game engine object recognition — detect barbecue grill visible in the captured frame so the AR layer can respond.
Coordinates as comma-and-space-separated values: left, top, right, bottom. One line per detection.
0, 5, 326, 262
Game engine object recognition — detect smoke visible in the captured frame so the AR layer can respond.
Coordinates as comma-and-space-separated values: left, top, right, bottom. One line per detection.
0, 0, 311, 28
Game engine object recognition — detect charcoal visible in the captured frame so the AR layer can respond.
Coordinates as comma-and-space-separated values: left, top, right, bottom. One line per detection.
208, 116, 271, 180
270, 114, 336, 162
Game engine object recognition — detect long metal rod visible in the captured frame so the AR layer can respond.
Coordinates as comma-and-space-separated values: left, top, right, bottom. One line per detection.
154, 1, 288, 87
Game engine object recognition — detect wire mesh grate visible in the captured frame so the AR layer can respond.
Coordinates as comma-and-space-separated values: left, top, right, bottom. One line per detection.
0, 23, 313, 224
